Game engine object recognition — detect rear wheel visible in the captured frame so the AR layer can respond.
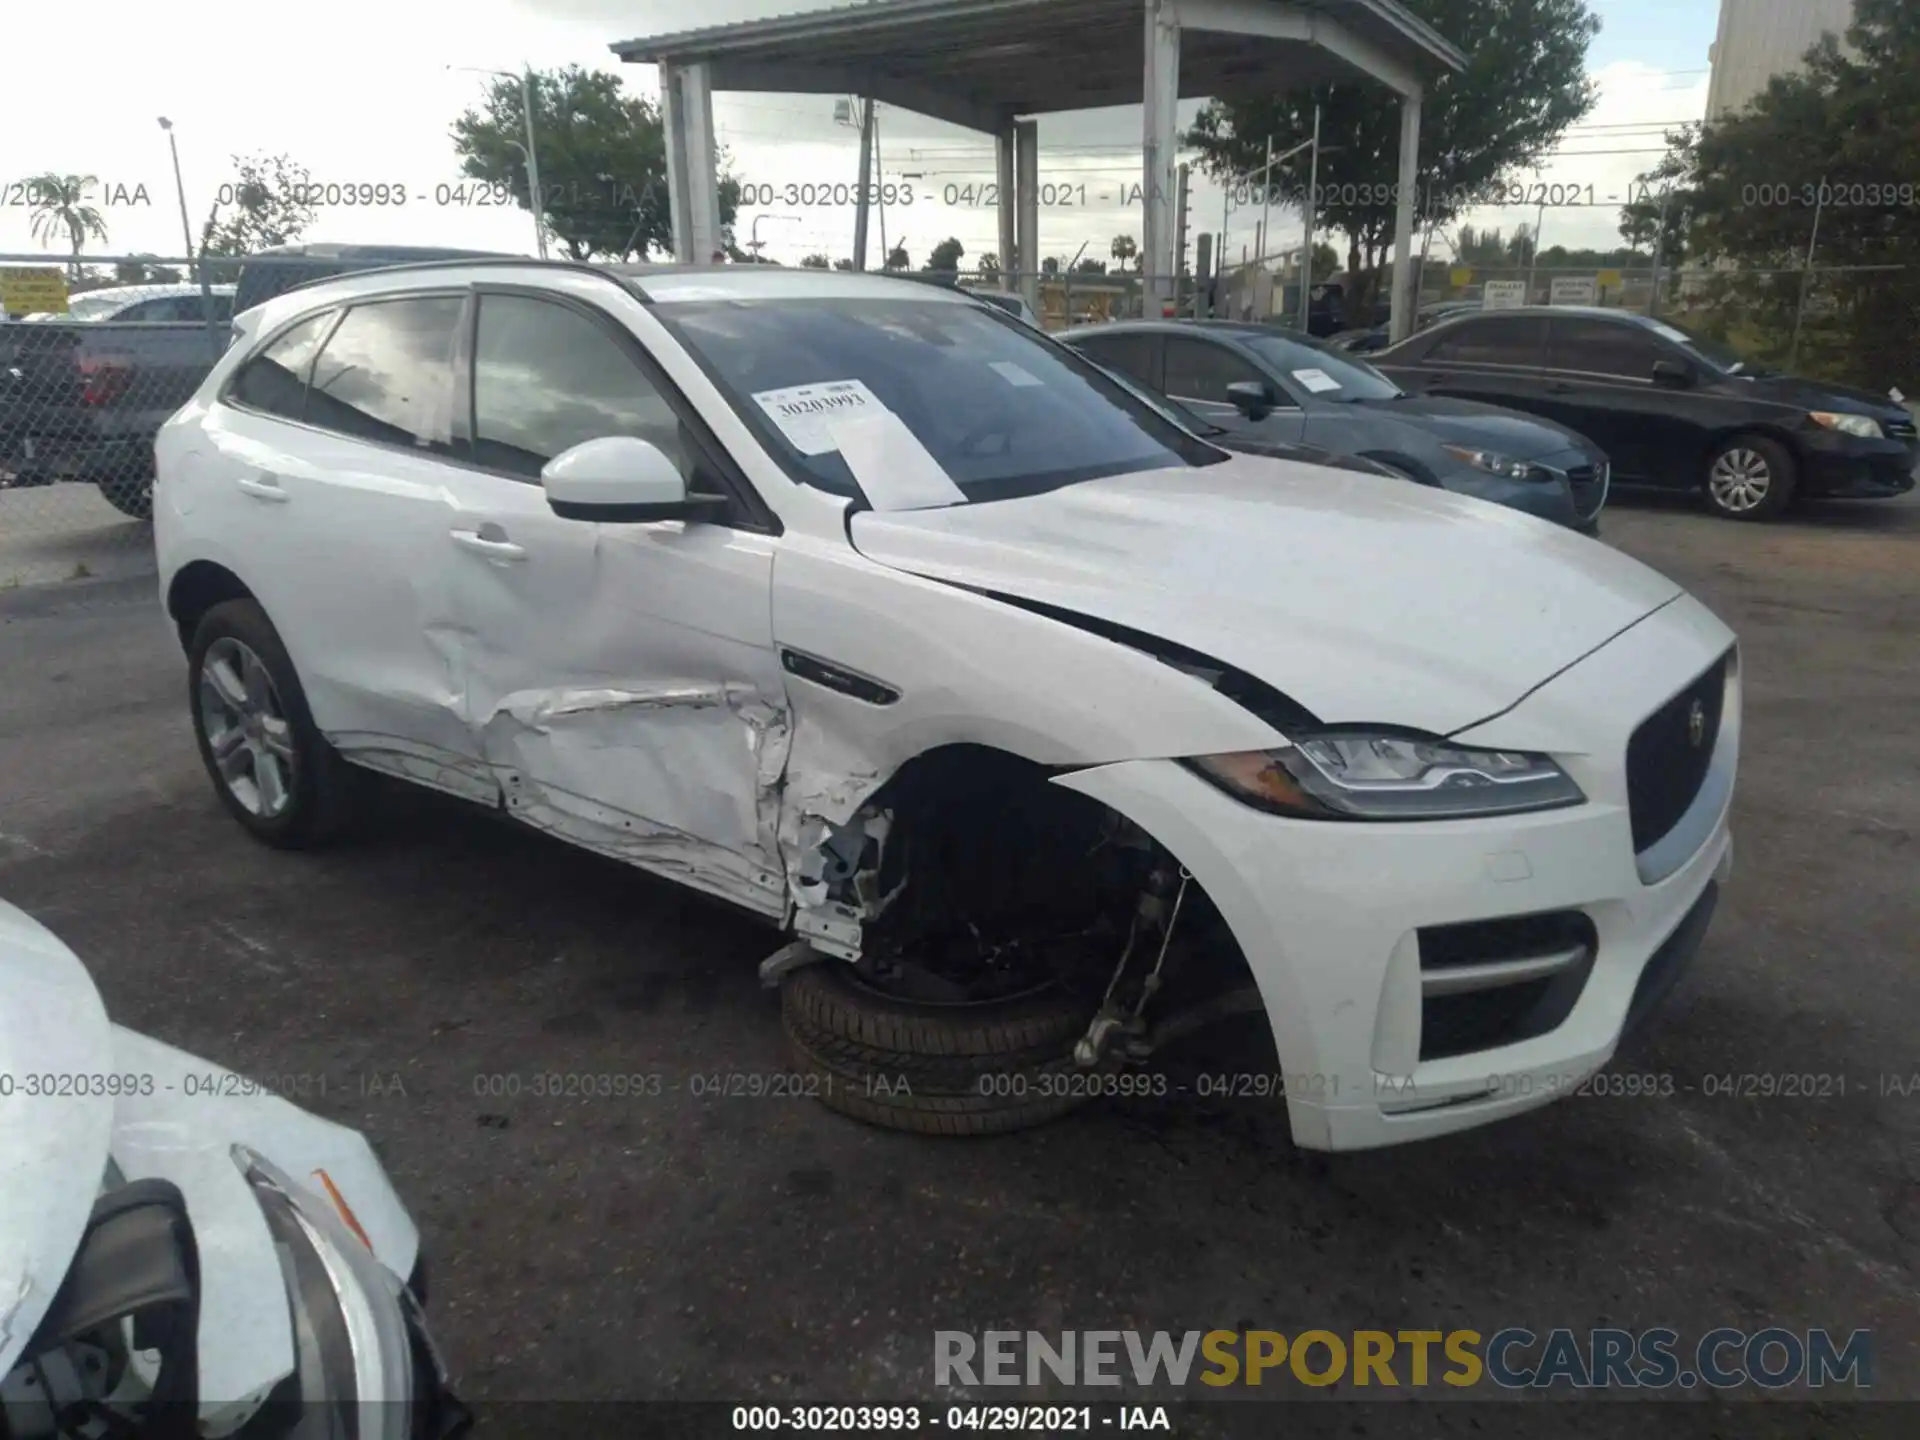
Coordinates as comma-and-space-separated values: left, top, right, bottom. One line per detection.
1703, 434, 1796, 520
780, 959, 1095, 1136
188, 599, 361, 847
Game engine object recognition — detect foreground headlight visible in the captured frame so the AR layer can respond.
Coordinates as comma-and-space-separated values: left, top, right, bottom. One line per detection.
1191, 731, 1586, 820
1439, 443, 1536, 480
1809, 411, 1883, 439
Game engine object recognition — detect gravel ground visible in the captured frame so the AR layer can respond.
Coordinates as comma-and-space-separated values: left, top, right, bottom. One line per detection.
0, 489, 1915, 1435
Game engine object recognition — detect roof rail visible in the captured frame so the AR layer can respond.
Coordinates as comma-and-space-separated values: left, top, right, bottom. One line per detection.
271, 254, 632, 300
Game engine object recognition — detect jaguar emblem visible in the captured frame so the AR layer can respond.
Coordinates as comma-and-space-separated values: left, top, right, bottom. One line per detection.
1687, 699, 1707, 749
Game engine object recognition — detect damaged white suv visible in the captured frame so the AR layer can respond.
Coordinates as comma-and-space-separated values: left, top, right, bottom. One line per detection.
154, 263, 1738, 1151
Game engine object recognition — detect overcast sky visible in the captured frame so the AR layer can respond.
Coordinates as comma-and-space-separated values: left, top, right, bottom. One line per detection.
0, 0, 1713, 271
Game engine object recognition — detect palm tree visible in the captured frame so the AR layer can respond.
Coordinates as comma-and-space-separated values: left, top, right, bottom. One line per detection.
1110, 234, 1139, 271
23, 174, 109, 279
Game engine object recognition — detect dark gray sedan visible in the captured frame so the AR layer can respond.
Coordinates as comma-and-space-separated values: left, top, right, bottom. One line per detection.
1061, 320, 1610, 533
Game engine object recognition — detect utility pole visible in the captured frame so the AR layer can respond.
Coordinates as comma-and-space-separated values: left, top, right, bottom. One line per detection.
1788, 175, 1827, 372
520, 68, 548, 259
1297, 103, 1321, 330
1647, 184, 1676, 318
851, 98, 874, 271
1173, 163, 1190, 319
1258, 135, 1274, 267
1525, 196, 1545, 302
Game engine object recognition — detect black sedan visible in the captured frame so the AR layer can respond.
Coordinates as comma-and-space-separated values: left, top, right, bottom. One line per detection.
1061, 320, 1610, 533
1370, 305, 1917, 521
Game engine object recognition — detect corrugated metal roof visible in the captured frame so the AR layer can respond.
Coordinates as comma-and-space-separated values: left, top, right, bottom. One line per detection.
611, 0, 1465, 74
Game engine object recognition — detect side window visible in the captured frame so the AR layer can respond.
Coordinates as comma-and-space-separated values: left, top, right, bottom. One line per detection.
1546, 319, 1667, 379
306, 296, 464, 453
227, 310, 337, 422
1075, 334, 1156, 389
1426, 316, 1547, 367
471, 293, 694, 484
115, 299, 165, 321
1163, 337, 1269, 405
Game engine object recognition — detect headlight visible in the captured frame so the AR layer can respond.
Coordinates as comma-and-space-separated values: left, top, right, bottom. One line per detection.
1190, 731, 1586, 820
1809, 411, 1883, 439
1439, 443, 1535, 480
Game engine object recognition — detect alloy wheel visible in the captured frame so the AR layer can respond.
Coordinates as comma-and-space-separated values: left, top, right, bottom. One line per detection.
198, 637, 297, 818
1708, 448, 1771, 513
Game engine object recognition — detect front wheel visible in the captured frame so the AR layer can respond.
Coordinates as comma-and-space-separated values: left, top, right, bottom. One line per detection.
780, 959, 1096, 1136
1704, 434, 1796, 520
188, 599, 361, 848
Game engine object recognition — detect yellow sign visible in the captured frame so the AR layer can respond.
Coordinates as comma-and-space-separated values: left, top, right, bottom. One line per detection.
1597, 268, 1622, 289
0, 266, 68, 315
1449, 267, 1473, 288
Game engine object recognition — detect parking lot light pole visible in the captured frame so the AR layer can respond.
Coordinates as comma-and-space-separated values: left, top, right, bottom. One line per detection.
449, 65, 549, 258
156, 118, 197, 276
159, 117, 222, 358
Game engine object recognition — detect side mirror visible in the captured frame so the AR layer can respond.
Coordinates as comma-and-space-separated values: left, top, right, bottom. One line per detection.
1651, 359, 1693, 388
1226, 380, 1274, 419
540, 436, 729, 524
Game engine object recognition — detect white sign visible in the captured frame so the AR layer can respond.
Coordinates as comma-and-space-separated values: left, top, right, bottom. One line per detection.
1481, 281, 1528, 311
753, 380, 885, 456
1292, 368, 1343, 394
828, 411, 967, 512
1550, 276, 1599, 306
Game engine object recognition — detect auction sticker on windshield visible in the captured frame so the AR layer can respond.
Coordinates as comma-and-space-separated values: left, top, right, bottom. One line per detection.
1293, 368, 1343, 394
754, 380, 886, 456
990, 360, 1045, 388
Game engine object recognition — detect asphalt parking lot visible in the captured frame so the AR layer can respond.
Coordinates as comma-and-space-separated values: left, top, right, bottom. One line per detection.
1, 483, 1915, 1433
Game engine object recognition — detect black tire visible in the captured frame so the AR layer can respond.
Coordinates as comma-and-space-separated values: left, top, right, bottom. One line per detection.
1703, 433, 1797, 521
188, 599, 361, 848
780, 960, 1095, 1136
96, 470, 153, 520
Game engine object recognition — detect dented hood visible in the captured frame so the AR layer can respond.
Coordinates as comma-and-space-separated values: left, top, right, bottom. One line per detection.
849, 453, 1684, 735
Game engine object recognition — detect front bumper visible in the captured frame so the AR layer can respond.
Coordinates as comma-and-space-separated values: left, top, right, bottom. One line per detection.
1799, 430, 1917, 499
1058, 592, 1738, 1151
1443, 449, 1609, 533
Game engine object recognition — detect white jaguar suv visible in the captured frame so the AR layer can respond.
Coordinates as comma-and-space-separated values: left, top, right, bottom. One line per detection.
153, 262, 1738, 1150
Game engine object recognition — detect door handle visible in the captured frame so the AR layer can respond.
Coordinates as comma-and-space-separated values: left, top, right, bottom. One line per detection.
235, 473, 288, 502
450, 528, 527, 563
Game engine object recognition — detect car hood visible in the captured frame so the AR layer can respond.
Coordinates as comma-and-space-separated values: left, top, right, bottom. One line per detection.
1731, 372, 1911, 421
849, 453, 1683, 736
1346, 393, 1596, 460
0, 901, 116, 1378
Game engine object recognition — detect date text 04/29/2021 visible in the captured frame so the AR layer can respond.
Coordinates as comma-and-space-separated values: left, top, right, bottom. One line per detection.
730, 1406, 1171, 1432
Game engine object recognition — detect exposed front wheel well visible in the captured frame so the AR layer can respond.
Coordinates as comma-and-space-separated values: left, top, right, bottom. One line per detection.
816, 743, 1259, 1024
166, 561, 254, 652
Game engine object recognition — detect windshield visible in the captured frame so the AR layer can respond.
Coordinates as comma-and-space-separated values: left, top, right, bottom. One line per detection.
654, 298, 1220, 505
1238, 332, 1403, 401
1642, 316, 1752, 374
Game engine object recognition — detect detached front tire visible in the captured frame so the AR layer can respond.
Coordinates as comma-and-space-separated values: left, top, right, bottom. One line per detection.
188, 599, 360, 848
781, 959, 1095, 1136
1704, 433, 1796, 520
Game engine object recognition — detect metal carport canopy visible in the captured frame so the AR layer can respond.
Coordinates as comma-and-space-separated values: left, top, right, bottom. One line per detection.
612, 0, 1463, 338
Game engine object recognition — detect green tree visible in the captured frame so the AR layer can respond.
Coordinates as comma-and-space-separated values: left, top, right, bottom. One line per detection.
1188, 0, 1600, 318
198, 153, 319, 258
833, 258, 856, 271
925, 237, 965, 272
1110, 234, 1139, 270
1041, 255, 1062, 277
978, 252, 1001, 281
1073, 258, 1108, 276
451, 65, 741, 260
21, 173, 108, 278
800, 253, 832, 269
885, 243, 910, 270
1620, 0, 1918, 384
